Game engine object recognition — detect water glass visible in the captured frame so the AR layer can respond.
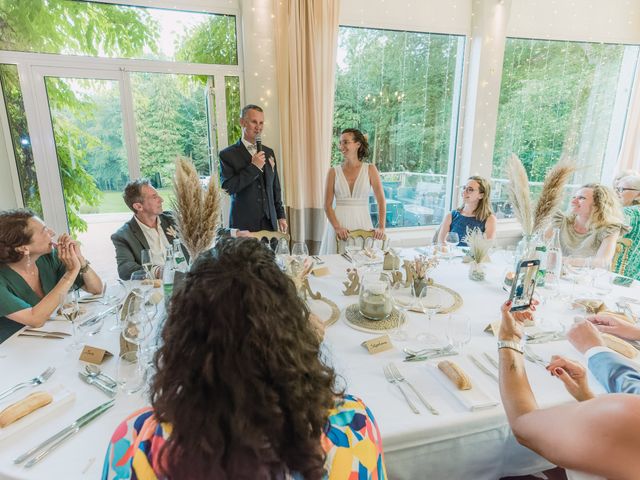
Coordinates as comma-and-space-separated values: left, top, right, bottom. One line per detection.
416, 285, 444, 345
275, 238, 290, 271
60, 290, 82, 351
116, 351, 144, 395
291, 242, 309, 274
446, 313, 471, 353
390, 284, 413, 341
445, 232, 459, 260
140, 249, 153, 276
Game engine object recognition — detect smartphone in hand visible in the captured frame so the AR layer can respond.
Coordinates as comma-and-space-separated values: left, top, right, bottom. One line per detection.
509, 259, 541, 311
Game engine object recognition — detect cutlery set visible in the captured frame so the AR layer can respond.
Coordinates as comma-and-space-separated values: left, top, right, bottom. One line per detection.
341, 252, 353, 263
403, 344, 457, 362
525, 330, 565, 344
78, 366, 117, 397
468, 354, 499, 382
383, 362, 439, 415
0, 367, 56, 402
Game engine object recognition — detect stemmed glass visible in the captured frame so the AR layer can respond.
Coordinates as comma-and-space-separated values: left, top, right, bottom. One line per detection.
60, 290, 82, 351
390, 283, 414, 341
140, 249, 153, 277
130, 269, 153, 302
118, 299, 153, 394
345, 237, 361, 271
446, 313, 471, 353
445, 232, 459, 261
291, 242, 309, 275
275, 238, 290, 271
416, 286, 444, 345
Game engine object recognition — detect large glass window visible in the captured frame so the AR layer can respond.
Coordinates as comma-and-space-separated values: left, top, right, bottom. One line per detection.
492, 38, 639, 218
0, 0, 237, 64
333, 26, 464, 228
0, 64, 42, 214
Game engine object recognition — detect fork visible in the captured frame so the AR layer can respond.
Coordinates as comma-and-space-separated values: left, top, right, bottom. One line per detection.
312, 255, 325, 265
523, 346, 548, 368
0, 367, 56, 401
388, 362, 439, 415
382, 365, 420, 414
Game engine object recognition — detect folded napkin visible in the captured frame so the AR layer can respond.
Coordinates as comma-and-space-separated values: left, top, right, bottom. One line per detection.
429, 362, 499, 411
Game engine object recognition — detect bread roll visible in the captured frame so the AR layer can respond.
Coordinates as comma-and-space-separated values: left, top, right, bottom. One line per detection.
602, 334, 638, 359
438, 360, 472, 390
0, 391, 53, 428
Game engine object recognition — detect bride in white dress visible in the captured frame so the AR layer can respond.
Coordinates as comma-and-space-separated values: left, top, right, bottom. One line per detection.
319, 129, 386, 254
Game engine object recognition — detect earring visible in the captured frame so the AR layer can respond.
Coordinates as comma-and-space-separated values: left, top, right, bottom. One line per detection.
25, 252, 32, 268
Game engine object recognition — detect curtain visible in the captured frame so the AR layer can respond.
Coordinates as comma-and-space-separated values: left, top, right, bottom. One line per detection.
616, 68, 640, 175
274, 0, 340, 254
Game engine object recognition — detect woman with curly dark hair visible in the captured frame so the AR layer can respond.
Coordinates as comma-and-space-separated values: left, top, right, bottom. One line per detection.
0, 209, 102, 342
103, 238, 386, 480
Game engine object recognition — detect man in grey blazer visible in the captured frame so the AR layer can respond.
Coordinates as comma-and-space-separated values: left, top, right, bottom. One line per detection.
111, 179, 189, 280
219, 104, 287, 233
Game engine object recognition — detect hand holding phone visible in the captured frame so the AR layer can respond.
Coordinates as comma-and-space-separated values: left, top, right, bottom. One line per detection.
509, 259, 541, 311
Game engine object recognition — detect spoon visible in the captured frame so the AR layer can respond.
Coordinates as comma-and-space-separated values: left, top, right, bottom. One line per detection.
85, 365, 118, 388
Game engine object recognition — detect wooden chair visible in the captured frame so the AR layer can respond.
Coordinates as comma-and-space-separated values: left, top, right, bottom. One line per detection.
611, 237, 632, 275
248, 230, 290, 251
336, 229, 389, 252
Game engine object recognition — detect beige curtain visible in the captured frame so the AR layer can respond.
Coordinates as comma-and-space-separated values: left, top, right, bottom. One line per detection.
616, 70, 640, 175
274, 0, 340, 254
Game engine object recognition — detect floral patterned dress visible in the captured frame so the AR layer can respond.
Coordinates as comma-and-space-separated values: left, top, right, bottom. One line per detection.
614, 205, 640, 279
102, 394, 386, 480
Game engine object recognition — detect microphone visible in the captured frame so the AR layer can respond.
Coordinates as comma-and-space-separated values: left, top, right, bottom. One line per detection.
255, 134, 262, 153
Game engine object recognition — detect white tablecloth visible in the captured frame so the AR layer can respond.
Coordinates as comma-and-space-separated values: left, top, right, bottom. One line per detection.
0, 251, 635, 479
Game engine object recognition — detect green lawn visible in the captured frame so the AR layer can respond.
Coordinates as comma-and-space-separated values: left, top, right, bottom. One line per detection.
78, 188, 176, 214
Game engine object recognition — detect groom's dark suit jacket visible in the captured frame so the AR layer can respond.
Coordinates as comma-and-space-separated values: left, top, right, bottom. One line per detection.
219, 140, 285, 232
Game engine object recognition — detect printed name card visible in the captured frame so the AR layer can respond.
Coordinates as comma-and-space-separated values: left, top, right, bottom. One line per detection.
361, 335, 393, 354
79, 345, 113, 365
312, 266, 330, 276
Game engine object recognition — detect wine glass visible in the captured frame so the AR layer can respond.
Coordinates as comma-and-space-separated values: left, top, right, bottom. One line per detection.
291, 242, 309, 275
445, 232, 459, 261
390, 283, 414, 341
130, 269, 153, 302
275, 237, 290, 271
140, 249, 153, 277
416, 285, 444, 345
446, 313, 471, 353
345, 237, 361, 269
59, 290, 82, 351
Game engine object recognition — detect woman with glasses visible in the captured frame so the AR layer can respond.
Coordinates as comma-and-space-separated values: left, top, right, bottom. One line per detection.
319, 128, 386, 254
437, 176, 496, 246
0, 209, 103, 343
613, 175, 640, 278
546, 183, 627, 268
103, 238, 386, 480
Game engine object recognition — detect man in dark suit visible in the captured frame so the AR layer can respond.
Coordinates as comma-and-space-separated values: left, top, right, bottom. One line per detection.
111, 179, 189, 280
219, 104, 287, 233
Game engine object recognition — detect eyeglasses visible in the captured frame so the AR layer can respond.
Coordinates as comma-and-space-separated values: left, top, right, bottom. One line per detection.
338, 140, 356, 146
616, 187, 640, 193
460, 186, 477, 193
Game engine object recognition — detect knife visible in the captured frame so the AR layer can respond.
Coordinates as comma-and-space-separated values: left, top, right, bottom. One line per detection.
404, 349, 458, 362
15, 399, 115, 467
468, 354, 499, 382
25, 329, 71, 337
78, 372, 117, 397
18, 333, 65, 340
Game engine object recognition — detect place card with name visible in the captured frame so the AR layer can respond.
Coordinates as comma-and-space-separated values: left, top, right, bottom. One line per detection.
361, 335, 393, 354
79, 346, 113, 365
312, 266, 330, 276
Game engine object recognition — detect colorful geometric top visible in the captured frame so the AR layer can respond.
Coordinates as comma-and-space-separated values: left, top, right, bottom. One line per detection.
102, 394, 387, 480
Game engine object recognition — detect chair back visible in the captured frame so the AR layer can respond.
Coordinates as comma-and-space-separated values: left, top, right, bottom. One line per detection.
612, 237, 632, 275
336, 229, 389, 252
248, 230, 290, 251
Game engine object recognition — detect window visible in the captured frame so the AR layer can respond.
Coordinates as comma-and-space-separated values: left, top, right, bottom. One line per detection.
333, 26, 465, 228
0, 0, 238, 64
492, 38, 639, 218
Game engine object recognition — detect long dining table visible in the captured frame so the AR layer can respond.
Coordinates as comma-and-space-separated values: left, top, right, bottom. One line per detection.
0, 249, 637, 479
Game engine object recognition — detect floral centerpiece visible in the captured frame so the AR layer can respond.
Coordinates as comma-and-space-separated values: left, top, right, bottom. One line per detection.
463, 227, 492, 281
171, 157, 221, 263
409, 255, 439, 296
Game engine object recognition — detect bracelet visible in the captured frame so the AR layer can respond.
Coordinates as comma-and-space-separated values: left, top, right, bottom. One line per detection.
497, 340, 524, 354
79, 261, 91, 275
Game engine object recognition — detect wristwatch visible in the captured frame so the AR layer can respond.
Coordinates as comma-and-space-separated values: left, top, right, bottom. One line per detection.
79, 260, 91, 275
497, 339, 524, 354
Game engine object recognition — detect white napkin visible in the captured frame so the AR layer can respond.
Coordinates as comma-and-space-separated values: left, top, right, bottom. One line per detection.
429, 363, 499, 411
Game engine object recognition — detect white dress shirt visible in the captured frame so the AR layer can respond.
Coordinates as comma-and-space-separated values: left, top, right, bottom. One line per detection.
133, 216, 170, 266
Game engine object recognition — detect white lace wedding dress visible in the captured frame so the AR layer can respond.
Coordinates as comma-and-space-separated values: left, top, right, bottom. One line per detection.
319, 163, 373, 254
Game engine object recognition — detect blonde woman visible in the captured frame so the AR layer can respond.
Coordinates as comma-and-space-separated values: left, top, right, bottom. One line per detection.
437, 176, 496, 246
547, 183, 627, 268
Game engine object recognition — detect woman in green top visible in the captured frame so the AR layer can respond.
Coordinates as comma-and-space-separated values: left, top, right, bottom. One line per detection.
614, 175, 640, 279
0, 209, 103, 342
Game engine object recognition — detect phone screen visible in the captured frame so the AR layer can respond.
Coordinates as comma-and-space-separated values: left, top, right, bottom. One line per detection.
509, 259, 541, 311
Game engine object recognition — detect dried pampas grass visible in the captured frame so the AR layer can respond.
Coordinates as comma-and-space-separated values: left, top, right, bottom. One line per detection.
532, 158, 576, 233
506, 154, 534, 235
506, 154, 576, 236
172, 157, 221, 260
464, 227, 492, 263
